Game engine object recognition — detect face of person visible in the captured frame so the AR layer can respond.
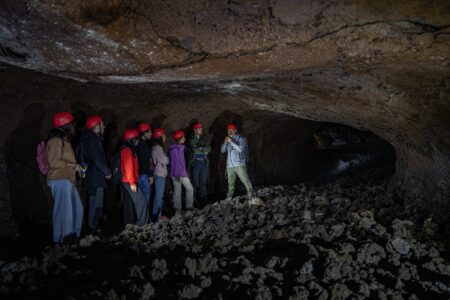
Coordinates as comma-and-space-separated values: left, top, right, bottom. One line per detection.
179, 136, 186, 144
145, 130, 152, 140
69, 122, 75, 134
162, 134, 166, 143
97, 122, 105, 135
133, 138, 139, 146
194, 127, 203, 135
227, 129, 237, 138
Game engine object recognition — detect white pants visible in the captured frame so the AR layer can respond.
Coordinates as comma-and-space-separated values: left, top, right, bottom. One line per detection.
171, 177, 194, 209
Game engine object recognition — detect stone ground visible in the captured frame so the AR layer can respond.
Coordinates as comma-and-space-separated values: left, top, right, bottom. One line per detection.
1, 171, 449, 299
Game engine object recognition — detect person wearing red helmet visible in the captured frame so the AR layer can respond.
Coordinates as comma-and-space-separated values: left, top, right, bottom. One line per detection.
136, 122, 153, 204
188, 122, 211, 206
78, 115, 111, 235
221, 124, 259, 204
169, 130, 194, 212
46, 111, 83, 244
120, 129, 148, 226
151, 128, 169, 221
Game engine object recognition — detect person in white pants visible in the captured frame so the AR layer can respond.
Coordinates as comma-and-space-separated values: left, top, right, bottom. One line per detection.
169, 130, 194, 211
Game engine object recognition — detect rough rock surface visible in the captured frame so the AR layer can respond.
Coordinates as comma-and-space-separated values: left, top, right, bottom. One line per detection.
1, 177, 449, 299
0, 0, 449, 220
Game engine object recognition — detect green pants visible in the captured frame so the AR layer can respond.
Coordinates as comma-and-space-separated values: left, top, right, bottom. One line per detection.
226, 166, 254, 199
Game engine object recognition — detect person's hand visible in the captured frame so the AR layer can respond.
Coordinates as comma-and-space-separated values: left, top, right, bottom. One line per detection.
225, 137, 232, 143
130, 185, 137, 192
74, 164, 81, 172
105, 175, 112, 180
149, 176, 154, 185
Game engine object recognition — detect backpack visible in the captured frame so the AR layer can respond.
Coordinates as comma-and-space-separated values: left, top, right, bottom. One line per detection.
110, 147, 124, 184
237, 136, 250, 162
36, 141, 49, 175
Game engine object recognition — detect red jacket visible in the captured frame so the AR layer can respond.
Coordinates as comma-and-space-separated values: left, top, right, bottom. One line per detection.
121, 147, 139, 186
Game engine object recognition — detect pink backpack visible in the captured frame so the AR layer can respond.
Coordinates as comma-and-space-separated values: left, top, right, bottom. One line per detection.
36, 141, 49, 175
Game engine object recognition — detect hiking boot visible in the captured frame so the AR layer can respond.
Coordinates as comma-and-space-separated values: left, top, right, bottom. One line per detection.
248, 197, 264, 206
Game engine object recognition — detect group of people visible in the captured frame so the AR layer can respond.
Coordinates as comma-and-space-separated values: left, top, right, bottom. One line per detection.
44, 111, 259, 245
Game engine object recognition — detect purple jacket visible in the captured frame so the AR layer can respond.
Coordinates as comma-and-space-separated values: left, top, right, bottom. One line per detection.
169, 144, 188, 178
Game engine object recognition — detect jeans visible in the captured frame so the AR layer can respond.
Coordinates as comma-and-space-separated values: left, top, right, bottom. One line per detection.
47, 179, 83, 243
137, 174, 151, 203
87, 187, 104, 232
152, 176, 166, 219
190, 159, 208, 203
226, 166, 254, 199
172, 177, 194, 209
121, 183, 149, 226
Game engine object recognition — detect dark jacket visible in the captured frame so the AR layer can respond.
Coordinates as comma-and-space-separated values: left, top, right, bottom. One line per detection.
80, 130, 111, 188
188, 134, 211, 165
136, 140, 153, 177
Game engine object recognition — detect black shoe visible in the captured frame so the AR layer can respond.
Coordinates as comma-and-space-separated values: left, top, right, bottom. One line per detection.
62, 233, 77, 246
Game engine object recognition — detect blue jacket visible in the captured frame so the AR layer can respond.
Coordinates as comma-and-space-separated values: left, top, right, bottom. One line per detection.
80, 130, 111, 188
220, 134, 248, 168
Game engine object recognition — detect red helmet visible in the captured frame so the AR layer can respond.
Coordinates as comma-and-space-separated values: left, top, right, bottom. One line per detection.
227, 124, 237, 131
153, 128, 166, 138
86, 115, 102, 129
123, 129, 139, 141
52, 112, 74, 128
137, 122, 151, 133
172, 130, 185, 140
193, 122, 202, 130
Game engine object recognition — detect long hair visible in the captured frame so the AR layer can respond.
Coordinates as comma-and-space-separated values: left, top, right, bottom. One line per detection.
152, 137, 164, 147
48, 124, 72, 140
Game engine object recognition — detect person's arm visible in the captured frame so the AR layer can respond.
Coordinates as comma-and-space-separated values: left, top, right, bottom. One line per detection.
152, 145, 169, 166
229, 137, 245, 152
47, 138, 69, 168
220, 142, 228, 153
199, 137, 211, 153
90, 138, 111, 176
121, 148, 136, 186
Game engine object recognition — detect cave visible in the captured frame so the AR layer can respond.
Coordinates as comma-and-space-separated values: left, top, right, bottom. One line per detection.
0, 1, 449, 299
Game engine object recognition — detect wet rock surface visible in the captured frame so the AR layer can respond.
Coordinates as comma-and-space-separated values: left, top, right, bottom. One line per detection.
1, 176, 449, 299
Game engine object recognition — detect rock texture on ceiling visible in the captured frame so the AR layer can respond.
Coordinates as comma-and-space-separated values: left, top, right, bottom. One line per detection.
0, 0, 449, 219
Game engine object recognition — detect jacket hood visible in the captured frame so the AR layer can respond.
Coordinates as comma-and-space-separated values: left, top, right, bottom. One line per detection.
169, 144, 185, 151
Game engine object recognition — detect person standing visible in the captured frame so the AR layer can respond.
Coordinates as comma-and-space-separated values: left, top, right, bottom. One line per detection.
46, 112, 83, 244
136, 122, 154, 204
188, 122, 211, 206
79, 115, 111, 235
221, 124, 260, 204
169, 130, 194, 212
120, 129, 148, 226
151, 128, 169, 221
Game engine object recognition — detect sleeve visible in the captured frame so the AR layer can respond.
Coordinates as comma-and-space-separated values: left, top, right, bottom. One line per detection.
199, 137, 211, 153
47, 138, 68, 169
220, 142, 228, 153
90, 139, 111, 176
121, 148, 136, 186
229, 137, 245, 152
152, 145, 169, 166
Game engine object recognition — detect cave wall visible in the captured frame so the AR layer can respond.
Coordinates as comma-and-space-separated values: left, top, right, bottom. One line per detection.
0, 0, 449, 229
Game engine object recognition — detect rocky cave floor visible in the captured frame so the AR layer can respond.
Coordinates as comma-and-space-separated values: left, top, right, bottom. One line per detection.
1, 172, 450, 300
